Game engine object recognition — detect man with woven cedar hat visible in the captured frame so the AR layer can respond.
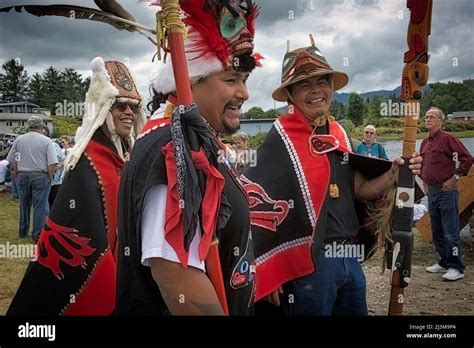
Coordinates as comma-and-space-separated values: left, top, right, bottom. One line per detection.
242, 35, 423, 315
116, 0, 261, 316
7, 58, 146, 315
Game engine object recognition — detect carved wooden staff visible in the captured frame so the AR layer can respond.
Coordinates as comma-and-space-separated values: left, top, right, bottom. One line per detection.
388, 0, 432, 315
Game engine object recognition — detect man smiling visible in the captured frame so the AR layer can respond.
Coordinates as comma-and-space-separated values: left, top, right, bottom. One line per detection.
7, 58, 146, 315
243, 36, 422, 315
116, 0, 260, 316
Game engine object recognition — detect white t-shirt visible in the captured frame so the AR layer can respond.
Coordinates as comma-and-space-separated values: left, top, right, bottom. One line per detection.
0, 159, 9, 182
140, 184, 205, 271
6, 131, 57, 172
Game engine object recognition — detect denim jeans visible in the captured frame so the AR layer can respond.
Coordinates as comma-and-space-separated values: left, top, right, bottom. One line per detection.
17, 172, 51, 241
281, 248, 368, 315
428, 188, 464, 273
11, 177, 19, 199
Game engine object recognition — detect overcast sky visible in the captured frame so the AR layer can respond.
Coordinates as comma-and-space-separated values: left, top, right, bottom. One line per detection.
0, 0, 473, 112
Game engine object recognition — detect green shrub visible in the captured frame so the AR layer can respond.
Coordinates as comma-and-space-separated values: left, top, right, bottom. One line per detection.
375, 117, 405, 128
339, 119, 355, 133
443, 121, 474, 132
374, 126, 404, 136
248, 132, 267, 149
52, 115, 80, 138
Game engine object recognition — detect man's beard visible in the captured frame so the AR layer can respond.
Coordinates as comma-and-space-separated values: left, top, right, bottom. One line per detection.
220, 114, 240, 135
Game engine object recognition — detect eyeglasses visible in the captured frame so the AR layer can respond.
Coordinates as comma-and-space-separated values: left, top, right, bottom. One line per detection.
113, 101, 140, 114
365, 131, 374, 135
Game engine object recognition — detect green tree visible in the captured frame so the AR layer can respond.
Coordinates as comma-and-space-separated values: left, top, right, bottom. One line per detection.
27, 73, 44, 106
81, 77, 91, 101
366, 95, 385, 124
264, 108, 283, 119
0, 59, 29, 102
42, 67, 64, 115
329, 100, 345, 120
459, 79, 474, 110
422, 80, 474, 115
431, 94, 458, 115
420, 93, 432, 117
345, 92, 366, 126
245, 106, 265, 119
62, 67, 87, 103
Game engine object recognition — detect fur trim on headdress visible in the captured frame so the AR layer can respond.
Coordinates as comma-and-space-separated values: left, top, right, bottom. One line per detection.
153, 44, 223, 95
64, 57, 147, 172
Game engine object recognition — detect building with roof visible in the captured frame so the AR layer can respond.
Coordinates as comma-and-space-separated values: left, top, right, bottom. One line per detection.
447, 111, 474, 121
0, 101, 53, 138
239, 118, 275, 136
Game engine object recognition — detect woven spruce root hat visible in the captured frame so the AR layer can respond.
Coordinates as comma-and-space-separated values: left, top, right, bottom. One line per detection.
272, 34, 348, 102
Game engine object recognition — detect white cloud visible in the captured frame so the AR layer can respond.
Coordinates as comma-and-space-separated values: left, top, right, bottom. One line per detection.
0, 0, 472, 113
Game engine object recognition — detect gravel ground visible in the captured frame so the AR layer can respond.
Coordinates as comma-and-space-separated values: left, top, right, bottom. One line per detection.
365, 232, 474, 315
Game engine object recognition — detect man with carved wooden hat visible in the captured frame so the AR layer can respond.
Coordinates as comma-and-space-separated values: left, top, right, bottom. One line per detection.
7, 58, 146, 315
272, 34, 348, 105
242, 35, 423, 316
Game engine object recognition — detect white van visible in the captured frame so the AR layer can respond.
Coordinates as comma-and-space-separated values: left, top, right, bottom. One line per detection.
3, 134, 20, 146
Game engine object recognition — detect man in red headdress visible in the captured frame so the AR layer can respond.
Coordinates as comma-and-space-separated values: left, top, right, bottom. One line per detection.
116, 0, 261, 315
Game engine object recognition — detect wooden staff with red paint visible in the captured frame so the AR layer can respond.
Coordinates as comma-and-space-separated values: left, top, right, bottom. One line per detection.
158, 0, 229, 315
388, 0, 432, 316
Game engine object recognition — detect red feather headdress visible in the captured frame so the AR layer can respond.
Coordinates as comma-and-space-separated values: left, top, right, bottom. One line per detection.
153, 0, 261, 95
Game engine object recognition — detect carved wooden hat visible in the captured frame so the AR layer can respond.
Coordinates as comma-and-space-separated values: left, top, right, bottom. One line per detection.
272, 34, 349, 102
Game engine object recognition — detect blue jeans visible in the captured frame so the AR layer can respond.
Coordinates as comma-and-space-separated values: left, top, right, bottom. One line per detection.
11, 177, 19, 199
282, 248, 368, 315
428, 188, 464, 273
17, 172, 51, 241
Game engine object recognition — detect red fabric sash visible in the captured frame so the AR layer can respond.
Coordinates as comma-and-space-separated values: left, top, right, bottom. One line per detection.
161, 142, 226, 267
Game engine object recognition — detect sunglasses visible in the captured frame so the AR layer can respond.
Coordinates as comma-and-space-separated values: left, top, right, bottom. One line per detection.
113, 102, 140, 114
365, 131, 374, 135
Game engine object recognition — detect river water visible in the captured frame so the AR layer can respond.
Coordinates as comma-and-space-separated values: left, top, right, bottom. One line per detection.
380, 137, 474, 160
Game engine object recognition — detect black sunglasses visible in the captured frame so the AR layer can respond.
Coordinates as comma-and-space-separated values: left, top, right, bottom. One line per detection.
365, 131, 374, 135
113, 101, 140, 114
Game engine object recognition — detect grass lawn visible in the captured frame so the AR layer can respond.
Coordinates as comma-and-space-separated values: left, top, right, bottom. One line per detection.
0, 190, 32, 315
